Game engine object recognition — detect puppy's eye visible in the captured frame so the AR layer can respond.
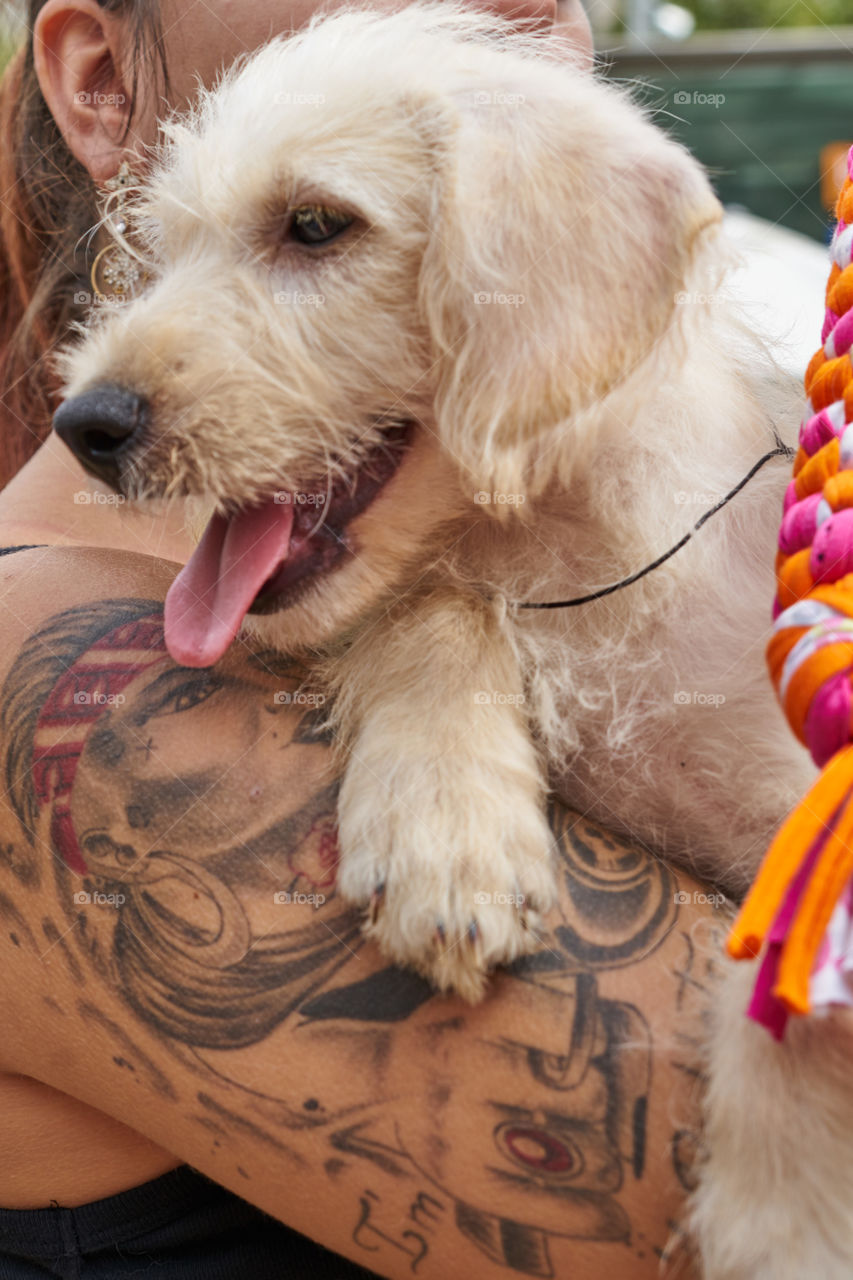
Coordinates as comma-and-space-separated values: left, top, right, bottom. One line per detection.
288, 205, 353, 245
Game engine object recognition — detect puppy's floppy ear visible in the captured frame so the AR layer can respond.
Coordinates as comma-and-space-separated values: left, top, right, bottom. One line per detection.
418, 65, 722, 494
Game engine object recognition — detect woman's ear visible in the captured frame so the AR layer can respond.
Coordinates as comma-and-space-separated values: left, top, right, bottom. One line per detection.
418, 62, 722, 498
33, 0, 135, 182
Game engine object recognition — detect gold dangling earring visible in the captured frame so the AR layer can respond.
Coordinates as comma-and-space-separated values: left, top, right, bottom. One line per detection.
90, 160, 148, 303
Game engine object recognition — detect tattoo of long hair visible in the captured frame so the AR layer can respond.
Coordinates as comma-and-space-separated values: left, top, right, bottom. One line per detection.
2, 597, 160, 842
1, 598, 362, 1048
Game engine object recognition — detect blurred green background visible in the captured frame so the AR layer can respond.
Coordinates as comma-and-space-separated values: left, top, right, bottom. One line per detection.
604, 51, 851, 241
593, 2, 853, 241
0, 0, 22, 71
618, 0, 853, 27
647, 0, 853, 28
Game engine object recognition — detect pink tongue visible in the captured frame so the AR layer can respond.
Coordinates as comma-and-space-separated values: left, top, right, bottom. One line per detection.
165, 501, 295, 667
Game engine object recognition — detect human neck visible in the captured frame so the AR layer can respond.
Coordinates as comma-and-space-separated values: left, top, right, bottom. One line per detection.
0, 434, 195, 564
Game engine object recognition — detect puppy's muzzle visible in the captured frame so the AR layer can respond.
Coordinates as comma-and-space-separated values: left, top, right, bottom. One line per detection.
53, 384, 147, 489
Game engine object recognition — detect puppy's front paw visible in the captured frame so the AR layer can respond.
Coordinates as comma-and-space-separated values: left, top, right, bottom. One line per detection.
337, 761, 555, 1002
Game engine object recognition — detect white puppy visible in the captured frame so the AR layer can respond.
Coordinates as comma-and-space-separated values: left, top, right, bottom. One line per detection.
55, 7, 853, 1275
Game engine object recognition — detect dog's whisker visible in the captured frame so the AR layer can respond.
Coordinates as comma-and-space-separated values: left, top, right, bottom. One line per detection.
303, 499, 330, 542
160, 188, 205, 224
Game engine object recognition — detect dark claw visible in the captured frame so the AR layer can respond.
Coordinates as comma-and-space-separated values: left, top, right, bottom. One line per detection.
368, 881, 386, 927
467, 920, 479, 946
434, 920, 447, 947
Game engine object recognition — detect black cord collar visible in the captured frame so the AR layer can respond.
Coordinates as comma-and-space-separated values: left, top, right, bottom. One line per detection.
518, 441, 794, 610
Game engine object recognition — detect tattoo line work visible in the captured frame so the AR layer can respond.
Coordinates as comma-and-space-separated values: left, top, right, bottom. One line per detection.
0, 599, 712, 1275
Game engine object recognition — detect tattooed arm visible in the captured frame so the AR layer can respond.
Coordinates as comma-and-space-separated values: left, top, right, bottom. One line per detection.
0, 547, 723, 1280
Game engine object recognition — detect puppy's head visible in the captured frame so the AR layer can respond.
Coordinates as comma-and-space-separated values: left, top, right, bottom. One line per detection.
55, 2, 721, 663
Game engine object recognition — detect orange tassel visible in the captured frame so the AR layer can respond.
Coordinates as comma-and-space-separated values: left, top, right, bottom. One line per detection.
774, 788, 853, 1013
728, 745, 853, 960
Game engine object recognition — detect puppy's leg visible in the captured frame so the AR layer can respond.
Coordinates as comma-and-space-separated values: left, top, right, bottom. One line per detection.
693, 959, 853, 1279
328, 587, 555, 1001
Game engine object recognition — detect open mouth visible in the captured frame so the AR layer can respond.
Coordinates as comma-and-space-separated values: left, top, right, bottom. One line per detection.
164, 419, 413, 668
249, 419, 412, 614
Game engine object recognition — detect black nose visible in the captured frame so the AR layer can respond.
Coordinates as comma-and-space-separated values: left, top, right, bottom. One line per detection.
53, 384, 147, 488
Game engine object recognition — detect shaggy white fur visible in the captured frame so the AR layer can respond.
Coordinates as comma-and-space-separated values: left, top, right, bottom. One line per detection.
57, 6, 850, 1274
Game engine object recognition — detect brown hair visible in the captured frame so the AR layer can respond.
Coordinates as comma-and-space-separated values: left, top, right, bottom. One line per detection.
0, 2, 166, 488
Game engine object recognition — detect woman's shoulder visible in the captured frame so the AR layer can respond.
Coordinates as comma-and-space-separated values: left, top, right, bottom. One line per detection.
0, 540, 179, 663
